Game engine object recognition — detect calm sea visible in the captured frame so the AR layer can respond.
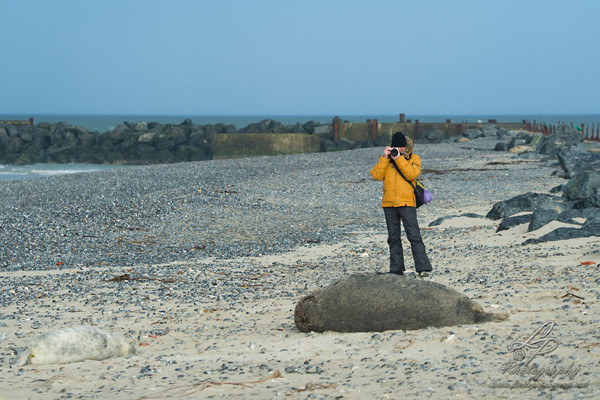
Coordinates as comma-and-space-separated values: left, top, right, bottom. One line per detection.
2, 113, 599, 181
0, 163, 126, 181
2, 113, 599, 133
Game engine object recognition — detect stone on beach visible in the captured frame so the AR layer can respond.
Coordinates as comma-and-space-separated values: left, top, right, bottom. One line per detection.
294, 273, 508, 333
557, 151, 600, 178
486, 192, 562, 220
562, 171, 600, 207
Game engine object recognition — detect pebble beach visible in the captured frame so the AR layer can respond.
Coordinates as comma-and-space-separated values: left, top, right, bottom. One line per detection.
1, 137, 599, 399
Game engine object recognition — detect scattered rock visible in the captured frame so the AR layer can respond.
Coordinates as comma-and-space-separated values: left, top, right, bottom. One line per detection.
537, 125, 583, 156
429, 213, 485, 227
494, 142, 509, 151
486, 192, 562, 220
562, 172, 600, 206
524, 219, 600, 245
496, 214, 531, 232
557, 207, 600, 224
424, 126, 446, 143
528, 209, 559, 232
557, 151, 600, 178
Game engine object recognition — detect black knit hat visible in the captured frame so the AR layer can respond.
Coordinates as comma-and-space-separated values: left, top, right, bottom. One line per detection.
391, 132, 407, 147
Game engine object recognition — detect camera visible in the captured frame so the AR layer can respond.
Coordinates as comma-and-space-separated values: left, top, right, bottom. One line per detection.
390, 148, 400, 157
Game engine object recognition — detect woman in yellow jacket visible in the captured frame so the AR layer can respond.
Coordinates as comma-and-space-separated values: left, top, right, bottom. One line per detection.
370, 132, 432, 277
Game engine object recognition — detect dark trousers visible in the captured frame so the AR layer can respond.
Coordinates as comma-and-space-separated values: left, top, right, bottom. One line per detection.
383, 206, 432, 273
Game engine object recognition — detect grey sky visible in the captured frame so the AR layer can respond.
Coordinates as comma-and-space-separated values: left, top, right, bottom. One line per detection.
1, 0, 598, 115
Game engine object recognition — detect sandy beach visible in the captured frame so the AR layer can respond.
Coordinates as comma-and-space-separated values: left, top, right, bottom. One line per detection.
1, 137, 599, 399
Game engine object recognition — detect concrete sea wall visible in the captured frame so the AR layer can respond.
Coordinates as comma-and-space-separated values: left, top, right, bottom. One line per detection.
213, 133, 321, 159
0, 119, 333, 165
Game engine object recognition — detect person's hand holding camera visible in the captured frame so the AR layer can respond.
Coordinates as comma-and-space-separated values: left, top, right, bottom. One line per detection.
385, 146, 405, 160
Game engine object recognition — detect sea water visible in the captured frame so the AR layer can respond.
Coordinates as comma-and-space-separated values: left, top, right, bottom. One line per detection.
2, 114, 599, 133
1, 113, 599, 181
0, 163, 126, 181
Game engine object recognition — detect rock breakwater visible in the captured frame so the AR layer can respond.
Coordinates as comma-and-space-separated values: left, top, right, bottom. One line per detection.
0, 118, 335, 165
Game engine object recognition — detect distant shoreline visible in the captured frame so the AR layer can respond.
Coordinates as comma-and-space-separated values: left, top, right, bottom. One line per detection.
1, 113, 598, 133
2, 114, 599, 167
0, 163, 126, 181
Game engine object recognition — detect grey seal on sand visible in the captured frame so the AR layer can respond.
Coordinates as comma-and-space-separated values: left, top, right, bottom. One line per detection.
294, 273, 509, 332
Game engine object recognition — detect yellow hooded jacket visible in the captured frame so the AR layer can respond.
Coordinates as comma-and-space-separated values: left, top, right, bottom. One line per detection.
370, 154, 422, 208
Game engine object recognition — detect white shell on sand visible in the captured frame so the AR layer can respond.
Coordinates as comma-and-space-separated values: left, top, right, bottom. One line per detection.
15, 326, 135, 366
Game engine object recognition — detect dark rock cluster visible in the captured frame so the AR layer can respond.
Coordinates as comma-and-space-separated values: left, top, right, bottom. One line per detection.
0, 118, 334, 165
466, 124, 600, 244
486, 192, 600, 240
427, 125, 600, 243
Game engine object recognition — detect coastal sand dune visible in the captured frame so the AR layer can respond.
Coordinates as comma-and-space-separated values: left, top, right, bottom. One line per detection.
1, 138, 598, 399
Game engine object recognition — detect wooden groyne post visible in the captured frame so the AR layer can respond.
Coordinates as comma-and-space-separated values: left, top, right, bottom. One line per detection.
525, 120, 556, 136
584, 123, 600, 142
370, 119, 378, 141
333, 116, 340, 143
0, 117, 34, 125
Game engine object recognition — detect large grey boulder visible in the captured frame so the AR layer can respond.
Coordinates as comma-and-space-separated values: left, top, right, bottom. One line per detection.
494, 142, 510, 152
134, 121, 148, 132
335, 138, 356, 151
214, 123, 231, 133
563, 172, 600, 207
537, 125, 583, 156
313, 125, 333, 137
424, 126, 446, 143
287, 122, 309, 134
558, 207, 600, 224
496, 214, 532, 232
528, 209, 560, 232
557, 151, 600, 178
320, 138, 336, 152
240, 119, 286, 133
429, 213, 485, 227
486, 192, 562, 220
203, 125, 217, 142
188, 130, 206, 146
108, 125, 133, 143
524, 219, 600, 245
481, 125, 501, 137
302, 120, 320, 134
463, 128, 484, 140
294, 274, 508, 332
